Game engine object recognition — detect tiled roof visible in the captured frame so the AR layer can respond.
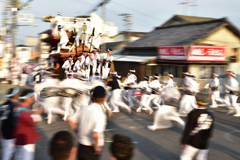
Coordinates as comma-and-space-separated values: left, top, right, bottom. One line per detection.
100, 41, 128, 54
174, 14, 215, 22
126, 18, 227, 48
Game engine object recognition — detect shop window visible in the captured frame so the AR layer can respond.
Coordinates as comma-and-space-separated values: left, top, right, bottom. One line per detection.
199, 66, 212, 79
161, 65, 179, 77
199, 66, 225, 79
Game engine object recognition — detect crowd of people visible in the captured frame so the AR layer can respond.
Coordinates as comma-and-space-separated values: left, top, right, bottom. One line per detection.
48, 12, 102, 55
0, 87, 135, 160
3, 66, 240, 160
2, 45, 240, 160
1, 11, 239, 160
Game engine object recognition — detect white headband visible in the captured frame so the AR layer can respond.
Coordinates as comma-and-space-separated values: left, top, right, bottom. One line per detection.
213, 73, 218, 77
110, 71, 117, 75
129, 70, 135, 73
230, 72, 236, 77
168, 74, 173, 78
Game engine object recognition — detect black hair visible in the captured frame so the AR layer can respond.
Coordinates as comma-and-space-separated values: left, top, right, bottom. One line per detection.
50, 131, 73, 160
110, 134, 134, 160
196, 93, 209, 106
19, 89, 34, 97
92, 86, 107, 98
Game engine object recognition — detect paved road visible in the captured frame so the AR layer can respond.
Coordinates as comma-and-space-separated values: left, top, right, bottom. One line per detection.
0, 83, 240, 160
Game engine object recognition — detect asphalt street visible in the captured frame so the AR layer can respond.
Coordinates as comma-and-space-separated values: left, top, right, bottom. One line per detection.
0, 83, 240, 160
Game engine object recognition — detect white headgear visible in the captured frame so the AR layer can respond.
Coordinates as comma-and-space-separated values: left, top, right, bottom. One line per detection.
129, 70, 135, 73
230, 72, 236, 77
168, 74, 174, 78
213, 73, 218, 77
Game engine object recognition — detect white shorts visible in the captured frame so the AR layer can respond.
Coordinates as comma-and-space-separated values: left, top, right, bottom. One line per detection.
180, 145, 209, 160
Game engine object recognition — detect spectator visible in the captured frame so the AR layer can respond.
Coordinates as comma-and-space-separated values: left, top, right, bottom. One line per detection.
180, 93, 214, 160
0, 87, 19, 160
49, 131, 76, 160
110, 134, 134, 160
68, 86, 107, 160
13, 88, 43, 160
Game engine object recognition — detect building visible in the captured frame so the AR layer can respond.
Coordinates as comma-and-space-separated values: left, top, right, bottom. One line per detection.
16, 45, 31, 64
99, 31, 147, 55
119, 15, 240, 82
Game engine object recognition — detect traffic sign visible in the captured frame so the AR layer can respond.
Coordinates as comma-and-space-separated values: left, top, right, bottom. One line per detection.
17, 13, 34, 23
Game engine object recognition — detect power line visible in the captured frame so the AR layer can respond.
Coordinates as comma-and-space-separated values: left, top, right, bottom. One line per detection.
105, 8, 155, 28
111, 1, 162, 21
70, 0, 94, 8
26, 9, 45, 16
84, 0, 102, 15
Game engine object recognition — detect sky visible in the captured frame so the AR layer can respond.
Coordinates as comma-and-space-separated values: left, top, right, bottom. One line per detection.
1, 0, 240, 45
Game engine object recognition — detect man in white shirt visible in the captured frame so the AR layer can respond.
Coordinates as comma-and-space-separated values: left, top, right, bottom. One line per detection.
51, 12, 65, 33
209, 73, 220, 108
51, 25, 71, 54
68, 86, 107, 160
164, 74, 174, 88
92, 48, 101, 75
131, 76, 151, 113
101, 49, 113, 79
83, 52, 90, 79
74, 55, 85, 77
62, 56, 74, 78
107, 72, 131, 113
145, 74, 162, 115
121, 70, 137, 108
69, 19, 82, 50
222, 72, 240, 117
179, 72, 198, 117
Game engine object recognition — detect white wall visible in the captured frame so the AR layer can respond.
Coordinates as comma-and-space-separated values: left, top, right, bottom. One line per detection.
16, 47, 31, 64
90, 12, 118, 44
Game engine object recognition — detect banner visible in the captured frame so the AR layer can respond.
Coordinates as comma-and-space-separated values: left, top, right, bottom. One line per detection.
187, 45, 226, 61
158, 45, 186, 60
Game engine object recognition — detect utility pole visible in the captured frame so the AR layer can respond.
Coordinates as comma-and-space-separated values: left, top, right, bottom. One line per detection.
179, 0, 191, 15
119, 13, 132, 42
11, 0, 18, 57
179, 0, 198, 15
101, 0, 111, 52
1, 0, 7, 58
87, 0, 110, 52
101, 0, 106, 52
190, 0, 198, 15
11, 0, 33, 57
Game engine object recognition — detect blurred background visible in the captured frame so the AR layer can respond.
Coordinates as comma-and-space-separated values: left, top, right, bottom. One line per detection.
1, 0, 240, 89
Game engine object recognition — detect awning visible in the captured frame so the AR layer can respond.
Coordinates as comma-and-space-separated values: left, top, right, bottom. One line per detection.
113, 55, 157, 64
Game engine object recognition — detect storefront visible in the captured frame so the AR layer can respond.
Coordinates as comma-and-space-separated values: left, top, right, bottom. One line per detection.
157, 45, 228, 79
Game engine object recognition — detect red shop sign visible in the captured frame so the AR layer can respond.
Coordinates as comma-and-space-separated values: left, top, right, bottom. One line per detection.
158, 45, 186, 60
187, 45, 226, 61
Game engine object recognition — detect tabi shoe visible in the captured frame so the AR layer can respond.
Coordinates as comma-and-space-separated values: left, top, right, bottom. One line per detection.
210, 105, 218, 108
126, 107, 131, 114
179, 112, 188, 117
136, 107, 141, 113
152, 106, 159, 110
155, 124, 173, 129
149, 109, 154, 115
147, 125, 156, 131
233, 113, 240, 117
227, 110, 235, 115
112, 109, 120, 113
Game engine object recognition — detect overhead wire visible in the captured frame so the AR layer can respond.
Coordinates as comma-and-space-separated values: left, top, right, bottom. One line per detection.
111, 1, 163, 21
105, 7, 156, 29
84, 0, 102, 15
